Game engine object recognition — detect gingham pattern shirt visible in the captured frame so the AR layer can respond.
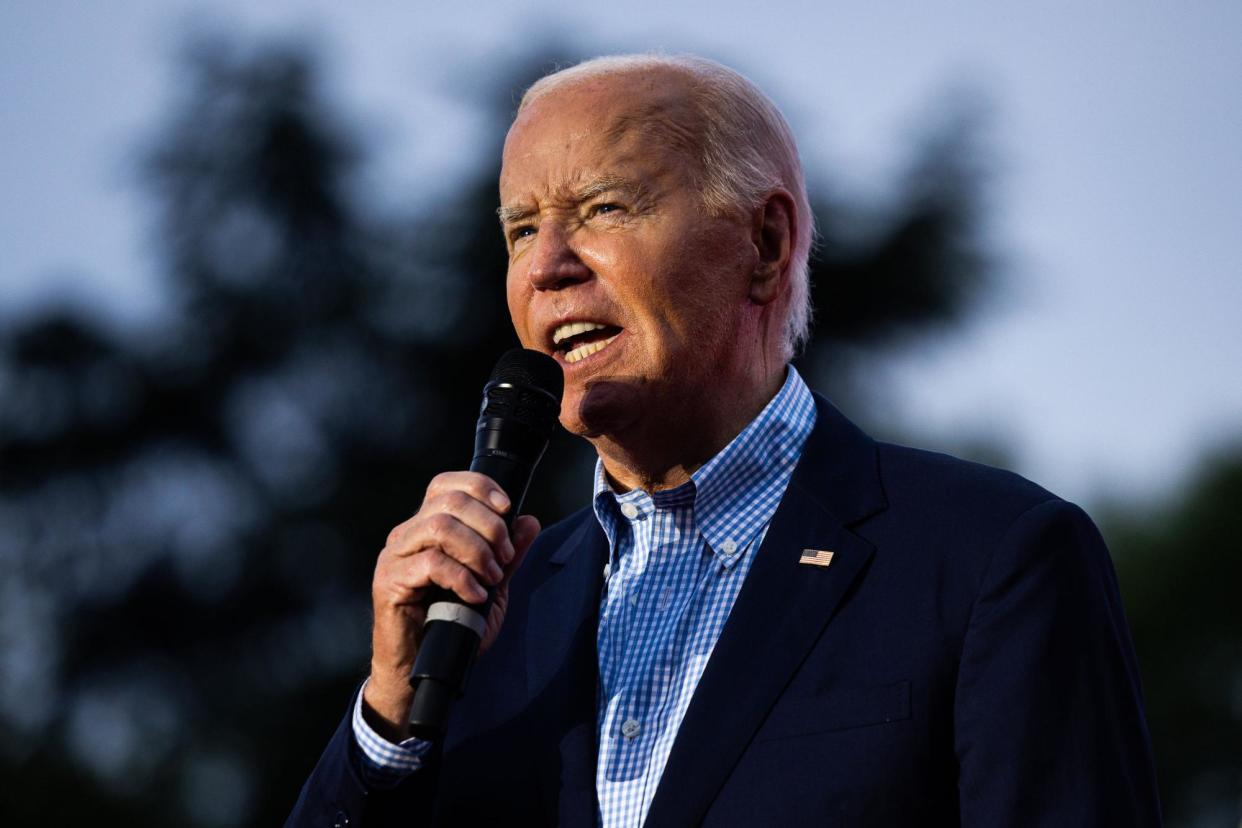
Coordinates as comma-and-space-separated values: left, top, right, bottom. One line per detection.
352, 368, 817, 826
591, 367, 815, 828
351, 678, 435, 787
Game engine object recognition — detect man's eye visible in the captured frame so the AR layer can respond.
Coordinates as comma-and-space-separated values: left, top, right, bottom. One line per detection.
510, 225, 536, 242
590, 202, 622, 217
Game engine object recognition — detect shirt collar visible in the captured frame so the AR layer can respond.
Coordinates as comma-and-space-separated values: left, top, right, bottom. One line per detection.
591, 367, 817, 565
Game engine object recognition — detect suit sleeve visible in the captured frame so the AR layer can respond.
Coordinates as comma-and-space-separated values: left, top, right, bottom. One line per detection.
954, 499, 1162, 826
284, 686, 442, 828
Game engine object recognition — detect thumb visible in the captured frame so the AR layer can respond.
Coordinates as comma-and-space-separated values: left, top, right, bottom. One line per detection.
511, 514, 541, 558
499, 514, 540, 584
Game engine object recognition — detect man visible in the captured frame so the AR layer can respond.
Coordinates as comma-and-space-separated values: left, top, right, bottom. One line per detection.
289, 55, 1161, 826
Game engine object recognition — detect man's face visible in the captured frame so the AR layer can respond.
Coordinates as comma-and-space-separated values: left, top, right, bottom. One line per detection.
500, 76, 760, 440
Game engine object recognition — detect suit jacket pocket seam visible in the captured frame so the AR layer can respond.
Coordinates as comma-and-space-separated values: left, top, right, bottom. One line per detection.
755, 679, 912, 742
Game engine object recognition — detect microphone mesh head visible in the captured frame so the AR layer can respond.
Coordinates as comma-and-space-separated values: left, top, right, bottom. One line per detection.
489, 348, 564, 399
482, 348, 564, 434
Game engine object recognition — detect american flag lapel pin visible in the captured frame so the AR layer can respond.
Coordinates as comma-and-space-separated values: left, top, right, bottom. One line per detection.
799, 548, 835, 568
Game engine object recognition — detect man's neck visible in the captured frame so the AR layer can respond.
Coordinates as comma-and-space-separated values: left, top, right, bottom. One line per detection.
592, 368, 787, 493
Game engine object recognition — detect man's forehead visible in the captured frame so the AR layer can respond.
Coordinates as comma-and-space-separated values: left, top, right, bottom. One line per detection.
500, 81, 702, 204
561, 77, 694, 137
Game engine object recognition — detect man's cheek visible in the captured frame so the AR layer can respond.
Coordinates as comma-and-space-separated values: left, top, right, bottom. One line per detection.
504, 294, 528, 342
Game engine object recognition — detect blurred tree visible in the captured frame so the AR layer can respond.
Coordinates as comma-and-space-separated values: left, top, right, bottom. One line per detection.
793, 91, 1000, 450
1105, 451, 1242, 828
0, 32, 1045, 827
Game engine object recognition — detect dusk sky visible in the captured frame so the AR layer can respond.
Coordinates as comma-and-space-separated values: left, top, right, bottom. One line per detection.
3, 0, 1240, 505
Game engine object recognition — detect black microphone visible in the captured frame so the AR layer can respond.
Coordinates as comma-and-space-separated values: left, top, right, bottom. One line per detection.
407, 348, 563, 738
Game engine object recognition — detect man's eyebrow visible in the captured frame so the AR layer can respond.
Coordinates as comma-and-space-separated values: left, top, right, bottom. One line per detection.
496, 203, 535, 226
573, 175, 645, 203
496, 176, 647, 225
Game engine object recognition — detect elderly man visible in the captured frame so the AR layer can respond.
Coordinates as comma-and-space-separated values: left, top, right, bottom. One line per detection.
289, 55, 1161, 827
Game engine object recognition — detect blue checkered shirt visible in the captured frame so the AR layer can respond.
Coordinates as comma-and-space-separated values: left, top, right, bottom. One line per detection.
352, 368, 817, 827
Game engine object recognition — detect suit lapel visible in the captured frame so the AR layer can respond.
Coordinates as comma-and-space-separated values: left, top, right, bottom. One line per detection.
643, 394, 888, 828
525, 514, 609, 826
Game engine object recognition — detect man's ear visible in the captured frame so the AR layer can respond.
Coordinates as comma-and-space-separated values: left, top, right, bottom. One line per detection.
749, 189, 795, 306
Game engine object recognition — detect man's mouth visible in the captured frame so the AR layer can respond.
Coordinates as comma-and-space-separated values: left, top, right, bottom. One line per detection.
551, 321, 623, 364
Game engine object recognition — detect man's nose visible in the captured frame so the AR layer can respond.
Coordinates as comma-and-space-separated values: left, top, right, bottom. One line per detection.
527, 221, 591, 291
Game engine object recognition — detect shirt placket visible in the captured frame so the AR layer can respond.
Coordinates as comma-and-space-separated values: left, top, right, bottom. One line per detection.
613, 499, 659, 779
599, 492, 654, 790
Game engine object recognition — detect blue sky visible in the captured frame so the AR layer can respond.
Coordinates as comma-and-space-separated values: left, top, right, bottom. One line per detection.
2, 0, 1240, 504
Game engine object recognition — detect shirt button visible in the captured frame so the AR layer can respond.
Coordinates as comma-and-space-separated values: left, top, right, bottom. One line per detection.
628, 593, 638, 607
621, 718, 641, 739
620, 502, 640, 519
721, 539, 738, 556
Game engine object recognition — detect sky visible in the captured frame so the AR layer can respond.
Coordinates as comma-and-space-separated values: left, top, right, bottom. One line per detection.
2, 0, 1240, 505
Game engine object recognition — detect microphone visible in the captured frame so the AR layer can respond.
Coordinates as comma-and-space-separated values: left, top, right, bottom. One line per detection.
407, 348, 563, 738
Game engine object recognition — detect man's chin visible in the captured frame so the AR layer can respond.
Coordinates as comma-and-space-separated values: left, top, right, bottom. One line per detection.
560, 378, 644, 439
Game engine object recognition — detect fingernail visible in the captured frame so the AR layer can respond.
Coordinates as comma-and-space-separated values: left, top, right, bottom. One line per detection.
487, 561, 504, 584
489, 491, 510, 512
502, 539, 515, 564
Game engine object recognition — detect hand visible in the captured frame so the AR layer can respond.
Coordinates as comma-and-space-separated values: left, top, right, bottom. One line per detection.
362, 471, 541, 741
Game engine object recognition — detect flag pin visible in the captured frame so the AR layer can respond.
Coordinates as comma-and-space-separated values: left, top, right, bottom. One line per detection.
799, 548, 835, 568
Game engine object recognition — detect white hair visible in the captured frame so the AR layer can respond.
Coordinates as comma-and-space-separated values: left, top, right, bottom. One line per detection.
519, 54, 815, 360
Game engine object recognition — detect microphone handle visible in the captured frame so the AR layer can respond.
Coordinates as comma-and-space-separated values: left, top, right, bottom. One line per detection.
406, 420, 547, 738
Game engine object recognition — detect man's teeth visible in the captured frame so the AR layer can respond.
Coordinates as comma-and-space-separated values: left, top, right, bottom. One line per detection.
552, 321, 609, 345
564, 334, 619, 364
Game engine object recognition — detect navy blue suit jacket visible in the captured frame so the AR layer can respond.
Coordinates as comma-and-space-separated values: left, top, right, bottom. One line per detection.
288, 394, 1161, 826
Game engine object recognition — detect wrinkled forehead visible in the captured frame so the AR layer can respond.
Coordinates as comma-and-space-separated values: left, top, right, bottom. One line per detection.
500, 75, 705, 194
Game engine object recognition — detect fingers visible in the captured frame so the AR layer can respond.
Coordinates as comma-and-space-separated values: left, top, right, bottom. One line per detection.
374, 532, 490, 608
420, 509, 505, 584
419, 552, 490, 604
397, 472, 512, 558
427, 471, 510, 517
433, 487, 516, 564
378, 472, 524, 610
